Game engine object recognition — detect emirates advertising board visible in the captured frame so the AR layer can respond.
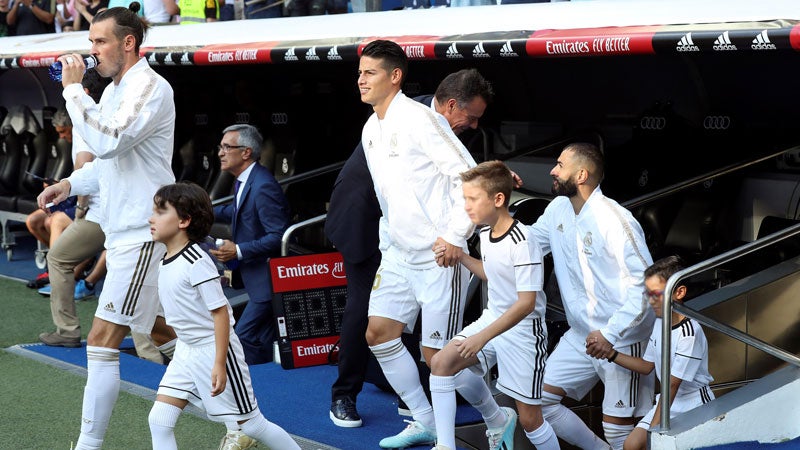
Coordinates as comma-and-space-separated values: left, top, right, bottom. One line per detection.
270, 252, 347, 369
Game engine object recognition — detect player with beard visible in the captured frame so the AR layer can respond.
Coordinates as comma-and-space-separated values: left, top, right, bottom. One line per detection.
528, 142, 656, 450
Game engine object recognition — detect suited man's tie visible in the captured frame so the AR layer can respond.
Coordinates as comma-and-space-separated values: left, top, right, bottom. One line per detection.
228, 179, 242, 270
233, 179, 242, 213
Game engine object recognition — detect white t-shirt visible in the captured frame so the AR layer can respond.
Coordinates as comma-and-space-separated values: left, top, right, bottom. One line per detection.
480, 219, 546, 321
158, 242, 234, 346
644, 317, 714, 398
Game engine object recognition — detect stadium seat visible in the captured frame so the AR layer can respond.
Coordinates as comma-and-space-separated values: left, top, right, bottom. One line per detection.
16, 107, 61, 215
509, 197, 550, 225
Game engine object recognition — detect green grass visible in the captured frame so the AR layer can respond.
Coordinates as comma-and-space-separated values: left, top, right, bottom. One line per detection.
0, 277, 225, 449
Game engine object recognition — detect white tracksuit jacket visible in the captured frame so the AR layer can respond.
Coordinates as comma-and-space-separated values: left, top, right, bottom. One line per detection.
362, 91, 476, 268
529, 187, 655, 349
63, 58, 176, 250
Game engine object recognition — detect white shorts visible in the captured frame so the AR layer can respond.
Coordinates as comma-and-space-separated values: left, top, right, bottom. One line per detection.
460, 312, 547, 405
544, 336, 654, 417
157, 333, 260, 423
95, 241, 166, 334
636, 386, 715, 430
368, 257, 470, 349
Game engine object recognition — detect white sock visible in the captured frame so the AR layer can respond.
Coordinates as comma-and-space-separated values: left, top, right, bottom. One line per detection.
148, 401, 182, 450
370, 338, 434, 429
430, 375, 457, 450
157, 338, 177, 360
525, 420, 560, 450
603, 422, 634, 450
453, 369, 504, 429
240, 413, 300, 449
541, 391, 609, 450
75, 346, 120, 450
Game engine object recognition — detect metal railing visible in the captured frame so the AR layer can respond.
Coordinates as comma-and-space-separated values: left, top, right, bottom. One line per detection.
624, 147, 794, 210
659, 222, 800, 430
281, 213, 327, 257
211, 160, 345, 207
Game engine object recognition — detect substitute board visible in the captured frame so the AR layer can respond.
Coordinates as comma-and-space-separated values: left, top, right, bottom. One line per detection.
270, 252, 347, 369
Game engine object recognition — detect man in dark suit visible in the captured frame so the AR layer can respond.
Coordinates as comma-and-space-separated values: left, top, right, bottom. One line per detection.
211, 123, 290, 366
327, 68, 495, 428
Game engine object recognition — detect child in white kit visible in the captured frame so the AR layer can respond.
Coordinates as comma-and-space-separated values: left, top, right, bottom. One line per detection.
602, 255, 714, 450
430, 161, 560, 450
146, 182, 299, 450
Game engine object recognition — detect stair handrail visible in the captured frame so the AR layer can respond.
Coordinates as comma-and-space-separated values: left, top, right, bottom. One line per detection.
658, 222, 800, 430
281, 213, 327, 257
212, 160, 345, 207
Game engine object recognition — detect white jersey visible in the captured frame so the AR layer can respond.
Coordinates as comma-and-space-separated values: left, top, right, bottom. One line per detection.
479, 219, 546, 321
64, 57, 175, 249
644, 317, 714, 398
530, 186, 654, 349
362, 91, 476, 267
158, 242, 235, 346
70, 130, 101, 224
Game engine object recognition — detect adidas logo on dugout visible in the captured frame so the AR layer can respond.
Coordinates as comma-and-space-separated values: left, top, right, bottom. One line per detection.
713, 31, 737, 51
472, 42, 490, 58
445, 42, 463, 59
676, 33, 700, 52
751, 30, 777, 50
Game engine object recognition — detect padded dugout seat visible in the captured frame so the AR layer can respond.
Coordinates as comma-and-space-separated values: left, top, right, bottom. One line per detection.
16, 107, 66, 214
0, 105, 43, 212
509, 197, 550, 225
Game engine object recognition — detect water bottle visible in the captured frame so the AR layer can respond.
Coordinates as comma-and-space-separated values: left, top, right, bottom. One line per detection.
202, 236, 228, 272
48, 55, 98, 82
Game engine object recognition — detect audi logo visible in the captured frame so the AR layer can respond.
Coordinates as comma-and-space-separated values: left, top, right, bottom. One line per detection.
639, 116, 666, 130
271, 113, 289, 125
234, 112, 250, 124
703, 115, 731, 130
638, 169, 649, 187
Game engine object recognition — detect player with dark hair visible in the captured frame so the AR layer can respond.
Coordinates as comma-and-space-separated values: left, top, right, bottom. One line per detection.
38, 5, 178, 449
358, 39, 501, 449
529, 142, 655, 450
147, 182, 300, 450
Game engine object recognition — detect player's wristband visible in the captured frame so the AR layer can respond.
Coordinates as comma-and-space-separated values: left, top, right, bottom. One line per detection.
608, 350, 619, 363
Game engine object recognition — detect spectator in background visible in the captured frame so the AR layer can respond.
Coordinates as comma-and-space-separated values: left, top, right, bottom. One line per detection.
210, 124, 290, 366
6, 0, 54, 35
218, 0, 231, 20
0, 0, 11, 36
243, 0, 279, 20
53, 0, 70, 32
72, 0, 108, 31
106, 0, 177, 23
283, 0, 324, 17
177, 0, 218, 24
25, 107, 105, 302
